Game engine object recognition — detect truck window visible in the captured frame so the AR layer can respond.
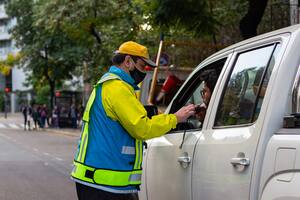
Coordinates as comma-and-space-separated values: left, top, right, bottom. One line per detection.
214, 43, 280, 127
170, 58, 227, 130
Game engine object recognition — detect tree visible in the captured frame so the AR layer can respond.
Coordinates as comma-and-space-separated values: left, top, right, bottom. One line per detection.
0, 53, 21, 76
149, 0, 269, 42
240, 0, 269, 39
33, 0, 154, 83
6, 0, 86, 110
148, 0, 216, 40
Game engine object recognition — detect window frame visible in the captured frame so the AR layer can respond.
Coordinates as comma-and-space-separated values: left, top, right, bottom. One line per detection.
292, 63, 300, 113
213, 43, 280, 129
167, 57, 229, 132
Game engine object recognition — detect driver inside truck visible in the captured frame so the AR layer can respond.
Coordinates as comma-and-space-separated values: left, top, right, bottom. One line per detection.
195, 70, 218, 124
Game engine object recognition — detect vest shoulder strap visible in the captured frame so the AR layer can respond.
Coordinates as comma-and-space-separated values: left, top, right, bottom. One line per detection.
82, 73, 121, 122
96, 73, 121, 85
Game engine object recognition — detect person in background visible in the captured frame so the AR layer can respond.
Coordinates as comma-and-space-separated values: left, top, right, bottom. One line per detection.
71, 41, 195, 200
32, 105, 39, 130
22, 104, 32, 131
52, 105, 60, 128
77, 104, 85, 128
46, 105, 51, 128
40, 104, 47, 128
69, 104, 78, 129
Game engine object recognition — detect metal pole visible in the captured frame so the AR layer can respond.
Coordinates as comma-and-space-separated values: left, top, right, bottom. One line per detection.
4, 93, 7, 119
290, 0, 298, 25
147, 33, 164, 105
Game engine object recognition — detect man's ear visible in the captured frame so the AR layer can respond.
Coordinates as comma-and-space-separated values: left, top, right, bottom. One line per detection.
125, 55, 133, 69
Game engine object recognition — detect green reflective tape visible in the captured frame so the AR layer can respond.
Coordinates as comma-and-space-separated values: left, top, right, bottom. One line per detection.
134, 141, 139, 169
94, 169, 142, 186
134, 140, 143, 169
138, 141, 143, 168
72, 161, 142, 186
77, 124, 89, 162
71, 161, 95, 183
83, 88, 96, 122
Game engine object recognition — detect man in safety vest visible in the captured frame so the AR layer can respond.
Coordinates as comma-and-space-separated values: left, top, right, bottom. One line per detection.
71, 41, 196, 200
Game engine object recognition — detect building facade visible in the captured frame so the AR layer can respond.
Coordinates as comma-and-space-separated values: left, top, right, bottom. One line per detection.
0, 1, 31, 113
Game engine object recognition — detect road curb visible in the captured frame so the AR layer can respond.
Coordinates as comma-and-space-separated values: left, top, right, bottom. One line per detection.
46, 129, 80, 137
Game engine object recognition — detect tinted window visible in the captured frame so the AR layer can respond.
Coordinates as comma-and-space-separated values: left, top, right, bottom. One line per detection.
215, 44, 280, 127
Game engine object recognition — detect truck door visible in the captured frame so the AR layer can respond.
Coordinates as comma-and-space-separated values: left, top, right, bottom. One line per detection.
192, 43, 281, 200
142, 56, 230, 200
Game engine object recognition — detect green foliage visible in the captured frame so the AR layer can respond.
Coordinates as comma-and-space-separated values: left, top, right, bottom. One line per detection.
34, 85, 50, 105
32, 0, 153, 83
0, 53, 21, 75
212, 0, 249, 43
6, 0, 87, 108
149, 0, 216, 37
6, 0, 266, 103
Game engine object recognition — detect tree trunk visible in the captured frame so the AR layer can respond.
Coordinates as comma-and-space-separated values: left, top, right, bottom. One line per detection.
49, 80, 55, 113
43, 46, 55, 112
208, 0, 218, 51
239, 0, 269, 39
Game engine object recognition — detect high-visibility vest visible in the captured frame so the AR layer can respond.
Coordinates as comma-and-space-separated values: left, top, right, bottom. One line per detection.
71, 73, 143, 188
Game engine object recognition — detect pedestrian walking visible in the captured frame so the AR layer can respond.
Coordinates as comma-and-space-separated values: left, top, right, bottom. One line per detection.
71, 41, 195, 200
21, 104, 32, 131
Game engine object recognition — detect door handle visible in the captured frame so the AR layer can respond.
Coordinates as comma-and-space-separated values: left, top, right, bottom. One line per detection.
230, 157, 250, 166
177, 156, 191, 164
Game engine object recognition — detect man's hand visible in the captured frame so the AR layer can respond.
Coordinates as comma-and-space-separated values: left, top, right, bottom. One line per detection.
174, 104, 196, 123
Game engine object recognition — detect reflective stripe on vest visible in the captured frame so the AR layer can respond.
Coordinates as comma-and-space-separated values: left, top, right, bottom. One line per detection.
134, 140, 143, 170
73, 73, 143, 187
72, 161, 142, 187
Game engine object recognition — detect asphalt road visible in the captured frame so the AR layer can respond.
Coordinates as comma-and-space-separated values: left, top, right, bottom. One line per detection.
0, 128, 79, 200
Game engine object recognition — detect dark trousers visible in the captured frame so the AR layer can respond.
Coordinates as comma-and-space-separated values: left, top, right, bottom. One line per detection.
23, 115, 31, 130
76, 182, 139, 200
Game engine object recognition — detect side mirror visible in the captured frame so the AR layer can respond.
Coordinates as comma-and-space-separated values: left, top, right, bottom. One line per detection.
144, 105, 158, 119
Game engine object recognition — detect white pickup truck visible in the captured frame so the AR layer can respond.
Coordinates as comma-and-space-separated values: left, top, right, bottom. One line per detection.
139, 24, 300, 200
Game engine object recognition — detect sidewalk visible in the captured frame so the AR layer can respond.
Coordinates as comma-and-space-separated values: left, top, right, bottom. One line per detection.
0, 112, 24, 124
0, 112, 81, 137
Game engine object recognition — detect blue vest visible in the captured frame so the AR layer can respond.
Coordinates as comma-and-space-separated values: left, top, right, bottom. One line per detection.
72, 70, 143, 193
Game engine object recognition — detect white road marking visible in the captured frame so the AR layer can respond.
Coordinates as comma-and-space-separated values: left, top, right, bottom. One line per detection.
33, 148, 39, 152
8, 124, 19, 129
43, 152, 50, 156
0, 124, 6, 128
0, 133, 10, 140
55, 157, 63, 161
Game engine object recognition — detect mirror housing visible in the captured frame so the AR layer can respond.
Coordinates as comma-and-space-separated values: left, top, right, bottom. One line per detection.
144, 105, 158, 119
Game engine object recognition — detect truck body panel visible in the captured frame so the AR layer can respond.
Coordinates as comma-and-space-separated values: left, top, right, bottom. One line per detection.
140, 24, 300, 200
